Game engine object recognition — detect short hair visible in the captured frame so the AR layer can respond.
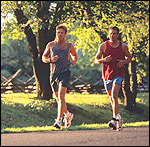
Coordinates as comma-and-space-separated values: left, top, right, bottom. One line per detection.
109, 26, 119, 34
56, 24, 67, 34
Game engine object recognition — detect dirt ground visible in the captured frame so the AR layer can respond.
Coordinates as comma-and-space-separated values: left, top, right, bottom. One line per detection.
1, 126, 149, 146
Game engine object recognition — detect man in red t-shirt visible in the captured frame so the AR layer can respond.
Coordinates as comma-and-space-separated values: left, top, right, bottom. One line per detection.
95, 26, 132, 131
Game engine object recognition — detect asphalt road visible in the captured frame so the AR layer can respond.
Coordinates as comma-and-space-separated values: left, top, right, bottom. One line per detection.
1, 127, 149, 146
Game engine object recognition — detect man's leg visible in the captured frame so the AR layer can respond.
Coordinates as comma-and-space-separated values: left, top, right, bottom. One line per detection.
107, 84, 120, 130
57, 85, 68, 118
56, 85, 74, 129
111, 83, 121, 117
54, 70, 73, 129
54, 91, 59, 103
58, 82, 74, 128
55, 90, 69, 117
107, 90, 113, 107
53, 85, 67, 129
111, 82, 123, 131
106, 77, 124, 130
103, 80, 114, 109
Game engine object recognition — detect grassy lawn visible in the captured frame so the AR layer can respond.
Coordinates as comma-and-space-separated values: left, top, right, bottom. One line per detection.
1, 92, 149, 133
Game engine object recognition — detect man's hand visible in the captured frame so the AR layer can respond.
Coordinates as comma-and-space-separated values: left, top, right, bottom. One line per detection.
70, 56, 77, 65
103, 55, 112, 63
117, 59, 126, 68
51, 55, 59, 63
95, 55, 112, 64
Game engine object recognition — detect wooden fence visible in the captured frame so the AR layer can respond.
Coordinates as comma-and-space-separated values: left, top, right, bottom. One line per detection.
1, 69, 36, 94
1, 69, 149, 94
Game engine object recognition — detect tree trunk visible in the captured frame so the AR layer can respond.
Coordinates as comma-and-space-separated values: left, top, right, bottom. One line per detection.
122, 64, 132, 108
14, 8, 53, 100
122, 60, 137, 110
36, 1, 61, 100
36, 2, 54, 100
37, 27, 54, 100
122, 32, 138, 109
130, 60, 137, 106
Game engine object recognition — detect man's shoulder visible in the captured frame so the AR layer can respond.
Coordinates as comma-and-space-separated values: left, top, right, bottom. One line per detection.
47, 41, 55, 45
101, 41, 107, 46
121, 42, 128, 50
121, 42, 127, 47
99, 41, 107, 50
67, 42, 74, 49
66, 41, 73, 45
46, 41, 55, 48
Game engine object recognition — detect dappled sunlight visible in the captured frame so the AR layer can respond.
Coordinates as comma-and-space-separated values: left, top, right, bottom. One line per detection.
1, 93, 149, 133
1, 93, 37, 105
65, 93, 111, 106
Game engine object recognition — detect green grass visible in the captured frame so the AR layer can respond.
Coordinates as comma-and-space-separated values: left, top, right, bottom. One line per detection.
1, 92, 149, 133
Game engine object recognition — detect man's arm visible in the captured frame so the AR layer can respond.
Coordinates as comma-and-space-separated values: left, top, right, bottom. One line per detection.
117, 43, 132, 68
69, 44, 78, 65
95, 42, 112, 64
42, 42, 59, 63
42, 43, 51, 63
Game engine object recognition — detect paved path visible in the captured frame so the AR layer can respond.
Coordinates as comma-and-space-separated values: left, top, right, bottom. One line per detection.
1, 127, 149, 146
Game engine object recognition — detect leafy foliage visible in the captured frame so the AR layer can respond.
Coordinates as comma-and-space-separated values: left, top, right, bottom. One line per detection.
67, 1, 149, 82
1, 1, 149, 83
1, 37, 33, 79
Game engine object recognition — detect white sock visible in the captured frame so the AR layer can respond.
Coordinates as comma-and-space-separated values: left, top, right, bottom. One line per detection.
57, 117, 62, 121
117, 113, 121, 119
113, 114, 117, 119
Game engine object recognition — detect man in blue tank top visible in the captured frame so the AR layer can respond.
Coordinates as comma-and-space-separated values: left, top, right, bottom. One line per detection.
42, 24, 78, 129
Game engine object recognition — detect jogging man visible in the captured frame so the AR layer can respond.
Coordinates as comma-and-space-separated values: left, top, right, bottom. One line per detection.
95, 26, 132, 131
42, 24, 78, 129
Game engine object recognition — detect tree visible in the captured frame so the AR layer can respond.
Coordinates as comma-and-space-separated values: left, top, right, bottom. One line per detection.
1, 1, 79, 100
66, 1, 149, 109
1, 37, 32, 79
1, 1, 149, 106
1, 1, 97, 99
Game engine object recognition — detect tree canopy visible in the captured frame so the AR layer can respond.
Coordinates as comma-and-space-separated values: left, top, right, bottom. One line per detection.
1, 1, 149, 82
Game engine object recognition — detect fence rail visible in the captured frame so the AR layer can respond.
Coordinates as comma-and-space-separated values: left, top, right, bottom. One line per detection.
1, 69, 149, 94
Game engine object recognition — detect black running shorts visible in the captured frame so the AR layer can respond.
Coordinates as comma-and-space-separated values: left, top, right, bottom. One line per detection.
50, 70, 71, 92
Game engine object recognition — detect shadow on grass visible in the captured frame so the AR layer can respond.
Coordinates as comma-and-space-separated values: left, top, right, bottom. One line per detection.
1, 98, 149, 130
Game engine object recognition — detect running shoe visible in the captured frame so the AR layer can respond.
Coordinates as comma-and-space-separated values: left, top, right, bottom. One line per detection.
108, 118, 117, 130
63, 113, 74, 129
53, 119, 62, 129
116, 117, 123, 131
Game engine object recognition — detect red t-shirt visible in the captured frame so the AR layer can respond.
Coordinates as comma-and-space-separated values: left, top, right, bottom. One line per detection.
102, 40, 125, 80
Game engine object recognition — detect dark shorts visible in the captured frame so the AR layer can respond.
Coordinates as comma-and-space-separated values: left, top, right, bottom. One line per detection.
50, 70, 71, 92
103, 77, 124, 92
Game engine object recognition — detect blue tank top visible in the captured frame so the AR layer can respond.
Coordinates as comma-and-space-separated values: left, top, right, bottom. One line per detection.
50, 41, 72, 74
